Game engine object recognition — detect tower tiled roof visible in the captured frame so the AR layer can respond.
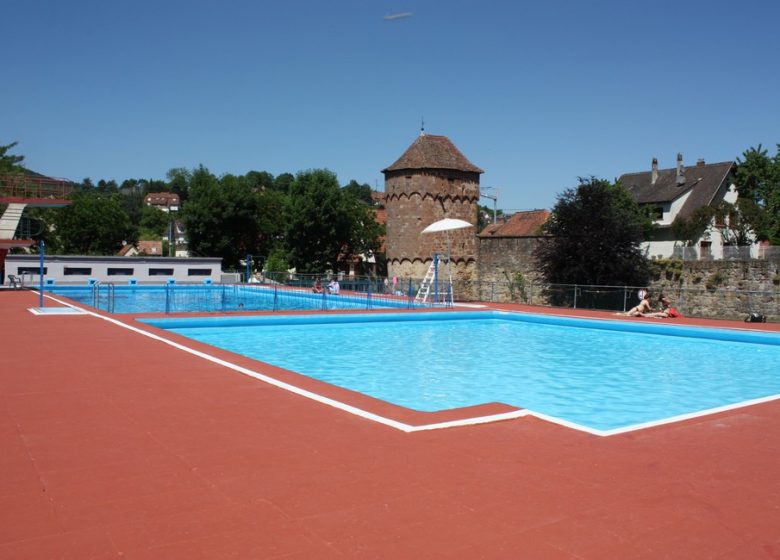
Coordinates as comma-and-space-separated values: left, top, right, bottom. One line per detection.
382, 134, 483, 174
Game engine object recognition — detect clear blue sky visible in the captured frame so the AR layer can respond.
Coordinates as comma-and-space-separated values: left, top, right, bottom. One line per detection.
5, 0, 779, 211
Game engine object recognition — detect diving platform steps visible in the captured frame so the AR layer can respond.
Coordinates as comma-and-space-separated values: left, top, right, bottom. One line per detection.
414, 262, 437, 304
414, 256, 454, 306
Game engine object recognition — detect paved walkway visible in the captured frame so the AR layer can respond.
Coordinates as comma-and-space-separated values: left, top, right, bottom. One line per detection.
2, 290, 779, 558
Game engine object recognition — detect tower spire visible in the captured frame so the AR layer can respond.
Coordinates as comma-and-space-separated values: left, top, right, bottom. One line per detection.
420, 117, 425, 136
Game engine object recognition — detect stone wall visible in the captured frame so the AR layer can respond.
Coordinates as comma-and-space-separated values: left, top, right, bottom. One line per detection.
475, 236, 546, 302
474, 235, 780, 321
647, 259, 780, 321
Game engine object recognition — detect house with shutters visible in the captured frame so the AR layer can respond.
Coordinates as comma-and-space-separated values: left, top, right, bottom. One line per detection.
619, 154, 758, 260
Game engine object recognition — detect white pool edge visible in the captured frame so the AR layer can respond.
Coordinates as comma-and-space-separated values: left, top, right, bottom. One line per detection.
35, 291, 780, 437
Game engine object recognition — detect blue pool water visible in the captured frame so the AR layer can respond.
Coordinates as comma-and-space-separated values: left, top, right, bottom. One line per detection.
46, 284, 406, 314
143, 311, 780, 432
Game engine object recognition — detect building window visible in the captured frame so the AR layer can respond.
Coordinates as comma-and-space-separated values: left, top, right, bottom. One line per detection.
187, 268, 210, 276
18, 267, 47, 274
107, 268, 134, 276
64, 267, 92, 275
148, 268, 174, 276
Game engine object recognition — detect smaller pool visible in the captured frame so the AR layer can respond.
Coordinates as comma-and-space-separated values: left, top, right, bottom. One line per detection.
46, 284, 411, 314
144, 311, 780, 434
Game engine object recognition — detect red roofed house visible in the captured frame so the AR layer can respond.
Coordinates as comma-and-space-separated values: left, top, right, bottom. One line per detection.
117, 240, 163, 257
144, 192, 179, 212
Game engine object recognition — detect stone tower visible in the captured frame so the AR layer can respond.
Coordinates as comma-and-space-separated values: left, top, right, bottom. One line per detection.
382, 132, 483, 282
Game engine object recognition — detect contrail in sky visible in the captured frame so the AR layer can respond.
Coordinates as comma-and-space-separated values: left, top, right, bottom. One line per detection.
383, 12, 413, 21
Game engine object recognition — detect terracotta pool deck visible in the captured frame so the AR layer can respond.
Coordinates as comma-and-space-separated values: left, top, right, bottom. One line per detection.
2, 289, 780, 558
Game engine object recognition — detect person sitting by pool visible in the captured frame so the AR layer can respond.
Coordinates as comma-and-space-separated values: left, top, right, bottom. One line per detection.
622, 292, 653, 316
313, 278, 322, 293
643, 296, 681, 318
328, 279, 340, 295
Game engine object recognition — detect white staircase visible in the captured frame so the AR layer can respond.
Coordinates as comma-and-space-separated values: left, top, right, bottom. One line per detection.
0, 203, 27, 240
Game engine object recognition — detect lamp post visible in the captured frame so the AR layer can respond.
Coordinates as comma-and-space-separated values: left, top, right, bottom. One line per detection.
480, 187, 499, 224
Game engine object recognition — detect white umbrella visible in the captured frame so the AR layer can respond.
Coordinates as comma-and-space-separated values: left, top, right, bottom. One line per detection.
419, 218, 473, 306
421, 218, 473, 234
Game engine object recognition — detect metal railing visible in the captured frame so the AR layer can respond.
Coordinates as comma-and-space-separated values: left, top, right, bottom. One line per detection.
671, 245, 780, 261
91, 282, 116, 313
50, 271, 778, 321
0, 174, 73, 200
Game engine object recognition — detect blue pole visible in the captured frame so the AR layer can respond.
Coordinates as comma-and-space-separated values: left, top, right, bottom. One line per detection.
39, 240, 45, 308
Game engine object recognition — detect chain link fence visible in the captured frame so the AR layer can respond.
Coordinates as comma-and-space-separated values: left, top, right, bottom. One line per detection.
254, 272, 778, 321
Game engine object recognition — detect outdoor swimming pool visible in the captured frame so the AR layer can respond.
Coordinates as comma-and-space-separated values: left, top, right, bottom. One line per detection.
46, 284, 408, 313
143, 311, 780, 433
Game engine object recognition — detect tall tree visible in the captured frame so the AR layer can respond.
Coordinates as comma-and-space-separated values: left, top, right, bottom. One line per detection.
273, 172, 295, 194
735, 144, 780, 244
535, 177, 653, 287
284, 169, 382, 273
342, 180, 374, 204
138, 206, 170, 239
182, 166, 262, 268
0, 141, 25, 174
166, 167, 191, 202
52, 191, 136, 254
671, 206, 713, 248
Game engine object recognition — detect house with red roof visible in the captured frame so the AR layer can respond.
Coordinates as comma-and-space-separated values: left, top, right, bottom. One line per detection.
144, 192, 179, 212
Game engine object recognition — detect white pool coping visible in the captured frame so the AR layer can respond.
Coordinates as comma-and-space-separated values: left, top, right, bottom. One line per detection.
34, 291, 780, 437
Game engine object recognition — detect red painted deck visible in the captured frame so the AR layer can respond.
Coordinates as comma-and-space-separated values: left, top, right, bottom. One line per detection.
2, 290, 780, 558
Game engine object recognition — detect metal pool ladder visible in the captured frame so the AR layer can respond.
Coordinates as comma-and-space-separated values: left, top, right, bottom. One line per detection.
91, 281, 116, 312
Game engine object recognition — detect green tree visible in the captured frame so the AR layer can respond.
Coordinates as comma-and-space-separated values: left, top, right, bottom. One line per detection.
0, 141, 25, 174
342, 180, 374, 204
166, 167, 191, 202
284, 169, 382, 273
735, 144, 780, 243
138, 206, 170, 238
273, 172, 295, 194
477, 203, 505, 232
245, 170, 275, 191
535, 177, 653, 287
52, 191, 135, 254
711, 199, 765, 247
182, 166, 261, 268
264, 247, 290, 281
671, 206, 713, 247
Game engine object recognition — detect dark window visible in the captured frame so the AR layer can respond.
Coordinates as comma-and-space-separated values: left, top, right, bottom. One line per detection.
64, 267, 92, 275
187, 268, 210, 276
149, 268, 174, 276
107, 268, 134, 276
18, 267, 47, 274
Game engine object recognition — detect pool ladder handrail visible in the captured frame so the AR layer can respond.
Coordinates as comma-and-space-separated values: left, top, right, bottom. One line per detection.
91, 281, 116, 312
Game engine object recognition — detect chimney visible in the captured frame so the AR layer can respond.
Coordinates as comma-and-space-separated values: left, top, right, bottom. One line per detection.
697, 158, 705, 167
675, 152, 685, 186
651, 157, 658, 185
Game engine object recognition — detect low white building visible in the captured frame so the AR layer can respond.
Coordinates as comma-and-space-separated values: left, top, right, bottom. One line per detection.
6, 255, 223, 285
